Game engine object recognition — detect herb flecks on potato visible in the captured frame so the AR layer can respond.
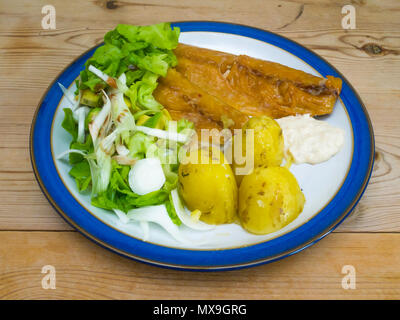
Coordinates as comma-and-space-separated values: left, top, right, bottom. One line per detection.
178, 146, 238, 225
239, 166, 305, 235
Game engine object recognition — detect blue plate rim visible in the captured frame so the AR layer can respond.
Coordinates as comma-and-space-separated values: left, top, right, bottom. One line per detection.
30, 21, 375, 271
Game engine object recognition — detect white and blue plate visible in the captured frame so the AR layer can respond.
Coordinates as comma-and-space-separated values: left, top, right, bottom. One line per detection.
30, 22, 374, 270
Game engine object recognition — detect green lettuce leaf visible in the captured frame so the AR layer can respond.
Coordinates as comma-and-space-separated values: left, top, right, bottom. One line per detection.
69, 134, 94, 164
61, 108, 94, 189
61, 108, 94, 164
127, 131, 155, 160
79, 22, 180, 98
61, 23, 189, 226
69, 160, 92, 192
61, 108, 77, 141
177, 118, 195, 133
126, 71, 163, 111
117, 23, 179, 50
165, 195, 181, 226
91, 160, 169, 213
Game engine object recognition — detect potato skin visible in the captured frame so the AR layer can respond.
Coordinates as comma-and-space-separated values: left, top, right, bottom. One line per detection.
178, 147, 238, 224
232, 116, 284, 183
239, 166, 305, 235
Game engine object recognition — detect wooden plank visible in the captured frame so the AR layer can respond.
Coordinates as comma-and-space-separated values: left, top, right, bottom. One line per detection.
1, 0, 400, 33
0, 231, 399, 299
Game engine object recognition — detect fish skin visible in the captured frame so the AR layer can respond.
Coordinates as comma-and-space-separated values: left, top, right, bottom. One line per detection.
173, 43, 342, 118
154, 68, 249, 132
154, 43, 342, 131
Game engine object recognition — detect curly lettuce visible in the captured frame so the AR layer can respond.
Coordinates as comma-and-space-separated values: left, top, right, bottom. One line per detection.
78, 22, 180, 109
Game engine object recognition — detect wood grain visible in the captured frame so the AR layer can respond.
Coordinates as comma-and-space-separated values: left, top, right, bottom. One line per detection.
0, 0, 399, 299
1, 232, 399, 299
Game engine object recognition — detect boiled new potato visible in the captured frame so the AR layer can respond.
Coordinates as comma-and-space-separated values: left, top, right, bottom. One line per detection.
178, 146, 238, 224
231, 116, 284, 184
239, 166, 305, 235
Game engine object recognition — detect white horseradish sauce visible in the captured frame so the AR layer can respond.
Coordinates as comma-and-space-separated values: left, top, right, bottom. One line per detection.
276, 114, 344, 165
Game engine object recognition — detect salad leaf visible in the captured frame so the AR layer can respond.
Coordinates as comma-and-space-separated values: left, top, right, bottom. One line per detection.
136, 71, 164, 110
126, 69, 145, 86
69, 160, 91, 192
162, 164, 179, 190
85, 108, 101, 130
74, 79, 80, 96
91, 160, 169, 212
126, 71, 163, 111
117, 23, 180, 50
111, 92, 135, 143
109, 162, 131, 194
61, 107, 94, 190
60, 23, 193, 232
125, 189, 169, 207
79, 68, 104, 92
87, 146, 113, 195
69, 134, 94, 164
135, 52, 169, 76
143, 112, 162, 128
177, 118, 195, 133
128, 131, 155, 159
78, 22, 180, 100
62, 108, 94, 164
92, 43, 123, 66
61, 108, 77, 141
165, 195, 181, 226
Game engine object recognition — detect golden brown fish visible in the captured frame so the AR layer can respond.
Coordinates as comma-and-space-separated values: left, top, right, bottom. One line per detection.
173, 43, 342, 118
153, 68, 249, 132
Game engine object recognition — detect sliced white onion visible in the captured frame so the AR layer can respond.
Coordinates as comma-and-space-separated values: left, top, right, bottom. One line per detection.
87, 147, 112, 195
100, 129, 118, 154
116, 73, 129, 94
170, 189, 215, 231
58, 82, 81, 112
113, 209, 149, 241
140, 221, 149, 242
58, 82, 75, 105
88, 65, 117, 88
135, 126, 188, 143
72, 88, 81, 112
97, 109, 113, 142
76, 107, 90, 144
56, 149, 87, 160
127, 205, 189, 244
88, 65, 109, 83
118, 73, 126, 85
113, 209, 130, 224
89, 89, 111, 145
116, 144, 129, 156
111, 91, 135, 132
128, 158, 166, 195
112, 155, 137, 166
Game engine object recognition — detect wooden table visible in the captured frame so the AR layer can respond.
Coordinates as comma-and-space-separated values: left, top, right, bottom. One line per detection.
1, 0, 399, 300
